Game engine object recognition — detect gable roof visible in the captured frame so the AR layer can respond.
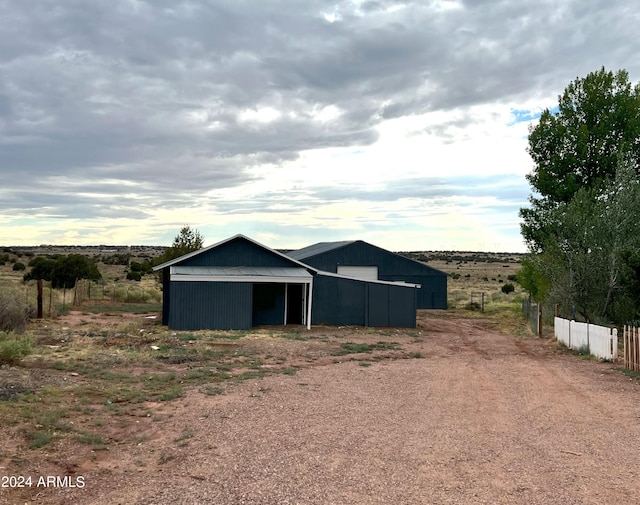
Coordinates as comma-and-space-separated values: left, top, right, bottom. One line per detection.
152, 234, 317, 272
287, 241, 355, 261
287, 239, 447, 275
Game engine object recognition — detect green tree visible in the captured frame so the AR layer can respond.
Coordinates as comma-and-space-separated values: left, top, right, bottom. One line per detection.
618, 250, 640, 322
521, 67, 640, 251
156, 225, 205, 264
530, 157, 640, 323
516, 255, 551, 302
23, 256, 57, 282
501, 283, 515, 294
50, 255, 102, 289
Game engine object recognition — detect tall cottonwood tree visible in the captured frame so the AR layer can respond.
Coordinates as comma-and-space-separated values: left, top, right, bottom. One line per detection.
529, 155, 640, 323
521, 67, 640, 252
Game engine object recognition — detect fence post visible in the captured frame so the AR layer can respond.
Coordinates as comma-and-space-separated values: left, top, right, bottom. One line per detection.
622, 324, 629, 368
632, 327, 637, 372
631, 328, 640, 372
632, 327, 635, 371
37, 279, 43, 319
537, 303, 543, 337
632, 327, 636, 371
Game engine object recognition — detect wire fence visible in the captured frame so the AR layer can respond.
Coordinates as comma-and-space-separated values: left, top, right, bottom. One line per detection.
23, 277, 161, 316
522, 297, 542, 336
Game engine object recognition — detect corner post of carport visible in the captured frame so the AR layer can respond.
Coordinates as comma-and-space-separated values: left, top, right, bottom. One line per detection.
306, 277, 313, 330
283, 282, 288, 325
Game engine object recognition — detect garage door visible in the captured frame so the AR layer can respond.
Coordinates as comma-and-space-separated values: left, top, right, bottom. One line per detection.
337, 265, 378, 280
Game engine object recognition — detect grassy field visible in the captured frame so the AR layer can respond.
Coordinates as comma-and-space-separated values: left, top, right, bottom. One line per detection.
1, 248, 163, 316
413, 250, 524, 310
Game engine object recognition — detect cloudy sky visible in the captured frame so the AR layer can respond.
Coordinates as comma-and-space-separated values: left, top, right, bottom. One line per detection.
1, 0, 638, 252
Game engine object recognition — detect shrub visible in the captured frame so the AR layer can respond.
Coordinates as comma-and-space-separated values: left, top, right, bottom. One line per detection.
130, 261, 153, 274
102, 253, 131, 266
501, 283, 515, 294
0, 288, 30, 333
13, 262, 26, 271
465, 301, 482, 311
0, 332, 33, 364
126, 271, 142, 281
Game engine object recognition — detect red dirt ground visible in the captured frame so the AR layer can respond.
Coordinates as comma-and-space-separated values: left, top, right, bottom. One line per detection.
2, 311, 640, 504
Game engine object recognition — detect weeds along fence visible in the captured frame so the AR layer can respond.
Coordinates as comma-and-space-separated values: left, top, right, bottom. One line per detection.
623, 326, 640, 372
522, 297, 542, 336
554, 317, 618, 360
73, 279, 161, 305
23, 278, 161, 315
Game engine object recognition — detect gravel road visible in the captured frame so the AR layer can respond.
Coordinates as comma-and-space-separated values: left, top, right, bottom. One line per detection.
4, 314, 640, 505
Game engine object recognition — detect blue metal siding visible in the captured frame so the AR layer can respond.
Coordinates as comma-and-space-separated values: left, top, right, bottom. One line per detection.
380, 274, 447, 310
367, 284, 389, 326
292, 241, 447, 309
162, 268, 171, 325
168, 282, 252, 330
388, 284, 418, 327
312, 275, 416, 328
181, 237, 296, 268
311, 275, 366, 326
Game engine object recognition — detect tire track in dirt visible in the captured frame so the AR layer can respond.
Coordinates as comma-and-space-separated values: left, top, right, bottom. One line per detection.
7, 313, 640, 504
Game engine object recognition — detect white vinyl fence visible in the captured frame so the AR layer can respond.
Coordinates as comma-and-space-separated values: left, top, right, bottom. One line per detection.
554, 317, 618, 360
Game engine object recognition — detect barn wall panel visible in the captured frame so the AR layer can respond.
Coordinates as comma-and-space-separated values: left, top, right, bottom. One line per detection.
388, 285, 418, 328
169, 282, 252, 330
367, 284, 389, 326
381, 274, 448, 310
311, 276, 366, 326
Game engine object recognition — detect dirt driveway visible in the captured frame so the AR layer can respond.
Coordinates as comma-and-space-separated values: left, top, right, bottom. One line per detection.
3, 313, 640, 504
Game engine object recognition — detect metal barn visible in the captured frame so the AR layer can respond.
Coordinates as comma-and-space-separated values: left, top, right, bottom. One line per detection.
153, 235, 316, 330
287, 240, 447, 309
153, 235, 419, 331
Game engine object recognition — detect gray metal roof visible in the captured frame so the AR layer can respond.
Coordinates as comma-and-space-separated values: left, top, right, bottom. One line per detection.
170, 265, 313, 283
172, 266, 312, 278
287, 241, 355, 260
316, 270, 420, 288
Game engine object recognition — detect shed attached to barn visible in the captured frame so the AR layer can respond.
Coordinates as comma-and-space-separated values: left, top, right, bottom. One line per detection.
153, 234, 420, 331
287, 240, 447, 309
